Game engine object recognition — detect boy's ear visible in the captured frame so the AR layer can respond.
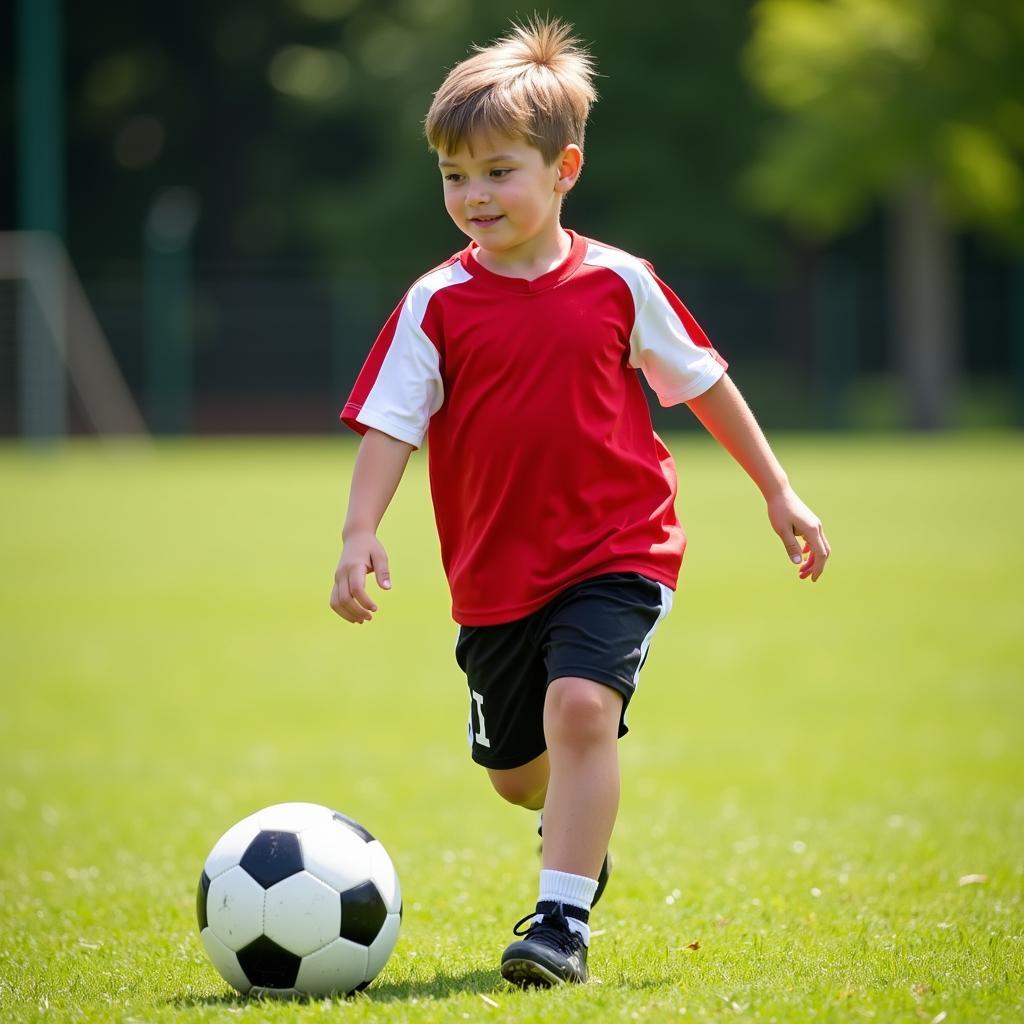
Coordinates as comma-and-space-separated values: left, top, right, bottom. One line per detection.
554, 144, 583, 194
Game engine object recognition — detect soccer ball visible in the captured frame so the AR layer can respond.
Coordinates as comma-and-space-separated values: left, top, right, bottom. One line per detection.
196, 802, 401, 997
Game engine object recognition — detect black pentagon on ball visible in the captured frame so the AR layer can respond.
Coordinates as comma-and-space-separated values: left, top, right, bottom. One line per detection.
332, 810, 374, 843
196, 871, 210, 931
339, 880, 387, 946
236, 935, 302, 989
240, 830, 303, 889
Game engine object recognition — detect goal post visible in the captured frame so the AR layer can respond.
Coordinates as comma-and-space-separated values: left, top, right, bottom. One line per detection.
1, 231, 149, 438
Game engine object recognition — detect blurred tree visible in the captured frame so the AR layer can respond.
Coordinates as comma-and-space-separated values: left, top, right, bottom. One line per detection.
744, 0, 1024, 428
296, 1, 779, 280
52, 0, 780, 278
57, 1, 779, 315
556, 0, 777, 271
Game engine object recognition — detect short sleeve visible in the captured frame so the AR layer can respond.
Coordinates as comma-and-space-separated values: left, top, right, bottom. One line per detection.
628, 261, 728, 406
340, 290, 444, 449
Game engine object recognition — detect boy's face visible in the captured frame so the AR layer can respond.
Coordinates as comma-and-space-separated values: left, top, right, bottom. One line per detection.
437, 132, 581, 262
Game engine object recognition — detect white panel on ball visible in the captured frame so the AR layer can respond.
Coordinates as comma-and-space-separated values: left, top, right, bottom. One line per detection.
367, 841, 401, 912
294, 938, 368, 996
264, 871, 342, 957
300, 820, 372, 891
203, 814, 262, 880
200, 928, 252, 994
206, 866, 265, 951
257, 802, 333, 833
365, 913, 401, 980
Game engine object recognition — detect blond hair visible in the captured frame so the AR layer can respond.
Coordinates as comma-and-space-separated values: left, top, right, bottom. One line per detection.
424, 16, 597, 164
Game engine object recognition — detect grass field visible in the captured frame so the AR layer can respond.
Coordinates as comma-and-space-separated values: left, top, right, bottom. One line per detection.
1, 434, 1022, 1023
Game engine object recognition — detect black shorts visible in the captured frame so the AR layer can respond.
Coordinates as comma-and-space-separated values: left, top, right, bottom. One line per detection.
455, 572, 673, 770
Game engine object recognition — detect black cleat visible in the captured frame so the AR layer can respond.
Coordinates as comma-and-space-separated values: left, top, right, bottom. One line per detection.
500, 903, 588, 987
594, 851, 612, 907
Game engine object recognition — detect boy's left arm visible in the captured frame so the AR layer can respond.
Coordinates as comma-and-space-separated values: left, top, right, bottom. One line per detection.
685, 374, 831, 581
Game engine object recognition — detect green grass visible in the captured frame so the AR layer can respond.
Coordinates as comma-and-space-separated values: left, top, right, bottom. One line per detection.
1, 434, 1022, 1023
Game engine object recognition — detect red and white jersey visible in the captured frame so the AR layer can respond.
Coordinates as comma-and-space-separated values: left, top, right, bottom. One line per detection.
342, 230, 727, 625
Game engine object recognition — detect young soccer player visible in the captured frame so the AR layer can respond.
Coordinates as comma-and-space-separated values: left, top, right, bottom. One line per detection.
330, 17, 830, 988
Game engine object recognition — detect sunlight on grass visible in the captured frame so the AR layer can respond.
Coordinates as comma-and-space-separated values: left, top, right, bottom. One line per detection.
1, 435, 1022, 1023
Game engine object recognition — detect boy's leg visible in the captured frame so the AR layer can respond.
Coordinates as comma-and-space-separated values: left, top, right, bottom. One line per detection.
485, 744, 612, 904
501, 573, 670, 987
486, 751, 548, 810
539, 677, 621, 880
499, 676, 620, 987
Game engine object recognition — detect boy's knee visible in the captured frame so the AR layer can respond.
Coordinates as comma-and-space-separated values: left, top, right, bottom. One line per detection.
486, 756, 548, 808
489, 774, 541, 807
544, 676, 621, 748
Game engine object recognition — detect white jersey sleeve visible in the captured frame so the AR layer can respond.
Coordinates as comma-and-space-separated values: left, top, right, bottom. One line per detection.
584, 241, 727, 406
342, 260, 471, 447
627, 261, 727, 405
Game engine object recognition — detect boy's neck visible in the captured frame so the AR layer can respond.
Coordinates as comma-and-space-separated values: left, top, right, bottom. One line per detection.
472, 223, 573, 282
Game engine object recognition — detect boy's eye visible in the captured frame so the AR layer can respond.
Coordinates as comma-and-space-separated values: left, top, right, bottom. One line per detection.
443, 173, 464, 183
490, 168, 511, 178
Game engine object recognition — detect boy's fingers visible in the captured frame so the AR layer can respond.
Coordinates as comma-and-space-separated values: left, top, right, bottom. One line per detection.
371, 550, 392, 590
781, 529, 804, 565
347, 566, 377, 615
799, 543, 814, 579
804, 530, 830, 581
786, 531, 828, 580
330, 580, 362, 623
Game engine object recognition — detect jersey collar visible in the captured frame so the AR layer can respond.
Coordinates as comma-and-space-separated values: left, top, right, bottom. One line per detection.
459, 229, 587, 294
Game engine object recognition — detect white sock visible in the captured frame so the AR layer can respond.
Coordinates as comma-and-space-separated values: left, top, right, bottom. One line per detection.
538, 869, 597, 945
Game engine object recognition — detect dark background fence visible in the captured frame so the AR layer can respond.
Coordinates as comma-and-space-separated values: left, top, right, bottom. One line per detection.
3, 0, 1023, 436
1, 243, 1020, 436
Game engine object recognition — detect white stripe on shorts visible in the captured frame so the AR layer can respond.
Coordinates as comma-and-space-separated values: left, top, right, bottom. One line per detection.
633, 582, 673, 689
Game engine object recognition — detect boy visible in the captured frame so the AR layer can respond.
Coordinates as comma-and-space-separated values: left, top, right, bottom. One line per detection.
330, 17, 830, 988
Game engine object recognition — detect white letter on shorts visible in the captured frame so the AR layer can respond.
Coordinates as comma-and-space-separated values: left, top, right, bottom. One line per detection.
471, 690, 491, 748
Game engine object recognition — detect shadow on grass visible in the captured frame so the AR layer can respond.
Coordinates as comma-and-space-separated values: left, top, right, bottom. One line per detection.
172, 967, 502, 1008
172, 993, 251, 1008
362, 967, 501, 1002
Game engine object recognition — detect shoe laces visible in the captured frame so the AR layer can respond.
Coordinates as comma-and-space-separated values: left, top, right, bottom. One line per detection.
512, 904, 583, 956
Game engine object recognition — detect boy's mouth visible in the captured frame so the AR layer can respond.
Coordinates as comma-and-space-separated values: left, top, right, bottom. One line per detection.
470, 215, 504, 226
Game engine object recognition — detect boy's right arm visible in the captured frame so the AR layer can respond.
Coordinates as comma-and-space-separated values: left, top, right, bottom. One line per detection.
330, 428, 415, 624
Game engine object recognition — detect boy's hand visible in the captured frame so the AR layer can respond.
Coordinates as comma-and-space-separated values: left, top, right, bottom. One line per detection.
330, 531, 392, 623
766, 488, 831, 582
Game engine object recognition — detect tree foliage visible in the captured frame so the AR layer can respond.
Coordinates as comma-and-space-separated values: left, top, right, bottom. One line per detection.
743, 0, 1024, 247
55, 0, 776, 281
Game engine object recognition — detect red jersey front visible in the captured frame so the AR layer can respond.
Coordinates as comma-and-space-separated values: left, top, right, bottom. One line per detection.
342, 230, 727, 625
